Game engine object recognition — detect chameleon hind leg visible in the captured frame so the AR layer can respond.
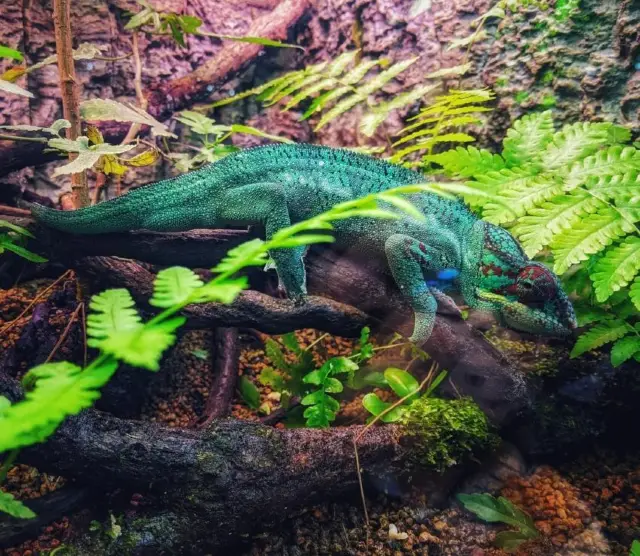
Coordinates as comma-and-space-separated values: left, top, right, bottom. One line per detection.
384, 234, 455, 345
213, 182, 307, 300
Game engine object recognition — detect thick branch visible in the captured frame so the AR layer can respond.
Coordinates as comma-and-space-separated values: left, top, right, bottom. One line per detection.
198, 327, 240, 426
19, 222, 528, 424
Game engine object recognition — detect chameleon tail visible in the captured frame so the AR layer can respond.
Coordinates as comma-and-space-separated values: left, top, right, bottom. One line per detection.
30, 196, 143, 234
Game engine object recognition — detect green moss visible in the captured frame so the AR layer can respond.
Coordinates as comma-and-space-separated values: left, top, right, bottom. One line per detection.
539, 93, 557, 108
514, 91, 530, 104
399, 397, 497, 472
495, 76, 509, 88
540, 70, 555, 84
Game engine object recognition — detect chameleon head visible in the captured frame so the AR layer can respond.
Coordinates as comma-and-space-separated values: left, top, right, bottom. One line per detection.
491, 262, 577, 337
477, 224, 577, 337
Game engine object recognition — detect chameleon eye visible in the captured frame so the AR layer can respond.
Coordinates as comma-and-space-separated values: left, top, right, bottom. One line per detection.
517, 264, 556, 299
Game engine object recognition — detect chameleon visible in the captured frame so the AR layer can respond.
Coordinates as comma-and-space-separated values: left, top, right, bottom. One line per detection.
31, 143, 577, 344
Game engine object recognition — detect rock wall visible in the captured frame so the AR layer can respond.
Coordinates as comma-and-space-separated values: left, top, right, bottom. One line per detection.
0, 0, 637, 199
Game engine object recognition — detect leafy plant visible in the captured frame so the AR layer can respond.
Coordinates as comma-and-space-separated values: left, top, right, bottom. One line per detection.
391, 89, 495, 164
171, 111, 291, 171
301, 357, 359, 427
125, 0, 298, 49
630, 539, 640, 556
0, 219, 47, 263
457, 493, 539, 552
430, 111, 640, 365
362, 367, 447, 423
0, 490, 36, 519
208, 50, 437, 137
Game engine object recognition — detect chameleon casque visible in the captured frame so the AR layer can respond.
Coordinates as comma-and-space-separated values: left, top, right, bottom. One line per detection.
31, 144, 577, 344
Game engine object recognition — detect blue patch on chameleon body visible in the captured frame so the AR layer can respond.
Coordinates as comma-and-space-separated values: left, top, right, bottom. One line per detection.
437, 269, 459, 280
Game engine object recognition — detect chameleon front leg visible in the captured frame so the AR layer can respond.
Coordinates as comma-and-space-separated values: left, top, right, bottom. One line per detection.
213, 182, 306, 301
384, 234, 453, 345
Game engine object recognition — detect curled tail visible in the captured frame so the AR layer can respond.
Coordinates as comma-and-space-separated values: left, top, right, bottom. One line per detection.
30, 196, 143, 234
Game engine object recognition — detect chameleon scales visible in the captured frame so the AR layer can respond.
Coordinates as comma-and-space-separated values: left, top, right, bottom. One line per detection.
31, 144, 577, 344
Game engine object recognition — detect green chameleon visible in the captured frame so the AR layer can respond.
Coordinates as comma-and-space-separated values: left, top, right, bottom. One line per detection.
31, 144, 577, 344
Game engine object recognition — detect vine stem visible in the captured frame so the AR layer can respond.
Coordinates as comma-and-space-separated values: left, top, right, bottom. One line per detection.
52, 0, 90, 208
0, 134, 47, 143
121, 32, 148, 146
0, 449, 19, 485
352, 361, 439, 539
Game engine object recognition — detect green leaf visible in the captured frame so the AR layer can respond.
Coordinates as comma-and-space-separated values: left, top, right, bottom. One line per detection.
0, 396, 10, 413
494, 530, 532, 552
0, 45, 23, 61
258, 367, 286, 392
630, 278, 640, 311
200, 33, 302, 49
324, 377, 344, 393
630, 539, 640, 556
383, 367, 420, 400
543, 122, 613, 171
238, 376, 260, 409
229, 124, 293, 143
361, 393, 405, 423
80, 99, 176, 138
0, 236, 47, 263
425, 63, 471, 79
590, 236, 640, 303
423, 369, 448, 398
423, 146, 505, 178
196, 276, 248, 304
97, 318, 185, 371
457, 493, 538, 537
150, 266, 204, 308
0, 79, 34, 98
281, 332, 301, 354
570, 320, 630, 358
265, 338, 290, 373
610, 335, 640, 367
87, 289, 142, 343
502, 110, 554, 167
0, 360, 118, 452
0, 491, 35, 519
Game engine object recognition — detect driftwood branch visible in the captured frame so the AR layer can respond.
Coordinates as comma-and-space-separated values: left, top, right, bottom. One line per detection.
20, 222, 529, 424
197, 327, 240, 426
0, 0, 310, 178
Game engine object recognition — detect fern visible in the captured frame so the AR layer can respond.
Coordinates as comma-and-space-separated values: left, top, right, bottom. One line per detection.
391, 89, 494, 164
428, 112, 639, 366
208, 50, 428, 135
0, 490, 36, 519
502, 110, 555, 167
150, 267, 204, 308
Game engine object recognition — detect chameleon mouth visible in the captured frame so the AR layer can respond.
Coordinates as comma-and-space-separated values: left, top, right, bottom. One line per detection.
500, 300, 574, 337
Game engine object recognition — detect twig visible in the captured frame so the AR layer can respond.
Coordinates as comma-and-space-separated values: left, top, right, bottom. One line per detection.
52, 0, 90, 208
121, 32, 148, 146
0, 205, 30, 217
0, 134, 47, 143
352, 361, 439, 534
44, 302, 84, 363
0, 270, 73, 336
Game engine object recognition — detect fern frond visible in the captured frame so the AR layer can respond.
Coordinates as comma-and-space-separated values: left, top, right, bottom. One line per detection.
360, 83, 437, 137
150, 266, 204, 308
422, 146, 505, 178
590, 236, 640, 302
570, 320, 630, 358
550, 208, 637, 274
611, 334, 640, 367
502, 110, 554, 167
630, 277, 640, 310
390, 133, 476, 162
565, 146, 640, 192
470, 167, 553, 224
543, 122, 614, 172
510, 192, 604, 257
87, 289, 142, 344
315, 57, 418, 130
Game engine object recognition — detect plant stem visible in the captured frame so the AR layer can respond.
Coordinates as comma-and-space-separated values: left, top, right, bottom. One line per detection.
121, 32, 147, 146
53, 0, 90, 208
0, 449, 19, 484
0, 134, 47, 143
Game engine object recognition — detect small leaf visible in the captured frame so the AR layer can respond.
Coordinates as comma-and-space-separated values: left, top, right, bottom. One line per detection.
97, 317, 185, 371
0, 219, 33, 237
200, 33, 302, 49
0, 79, 33, 98
258, 367, 286, 392
0, 491, 35, 519
570, 321, 630, 358
324, 377, 344, 393
0, 45, 24, 61
0, 238, 48, 263
150, 266, 205, 308
86, 289, 142, 342
195, 276, 248, 304
630, 540, 640, 556
425, 63, 472, 79
124, 149, 159, 167
281, 332, 301, 354
494, 530, 531, 552
0, 396, 10, 413
384, 367, 420, 400
610, 335, 640, 367
80, 99, 176, 138
362, 393, 405, 422
238, 376, 260, 409
52, 152, 102, 177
